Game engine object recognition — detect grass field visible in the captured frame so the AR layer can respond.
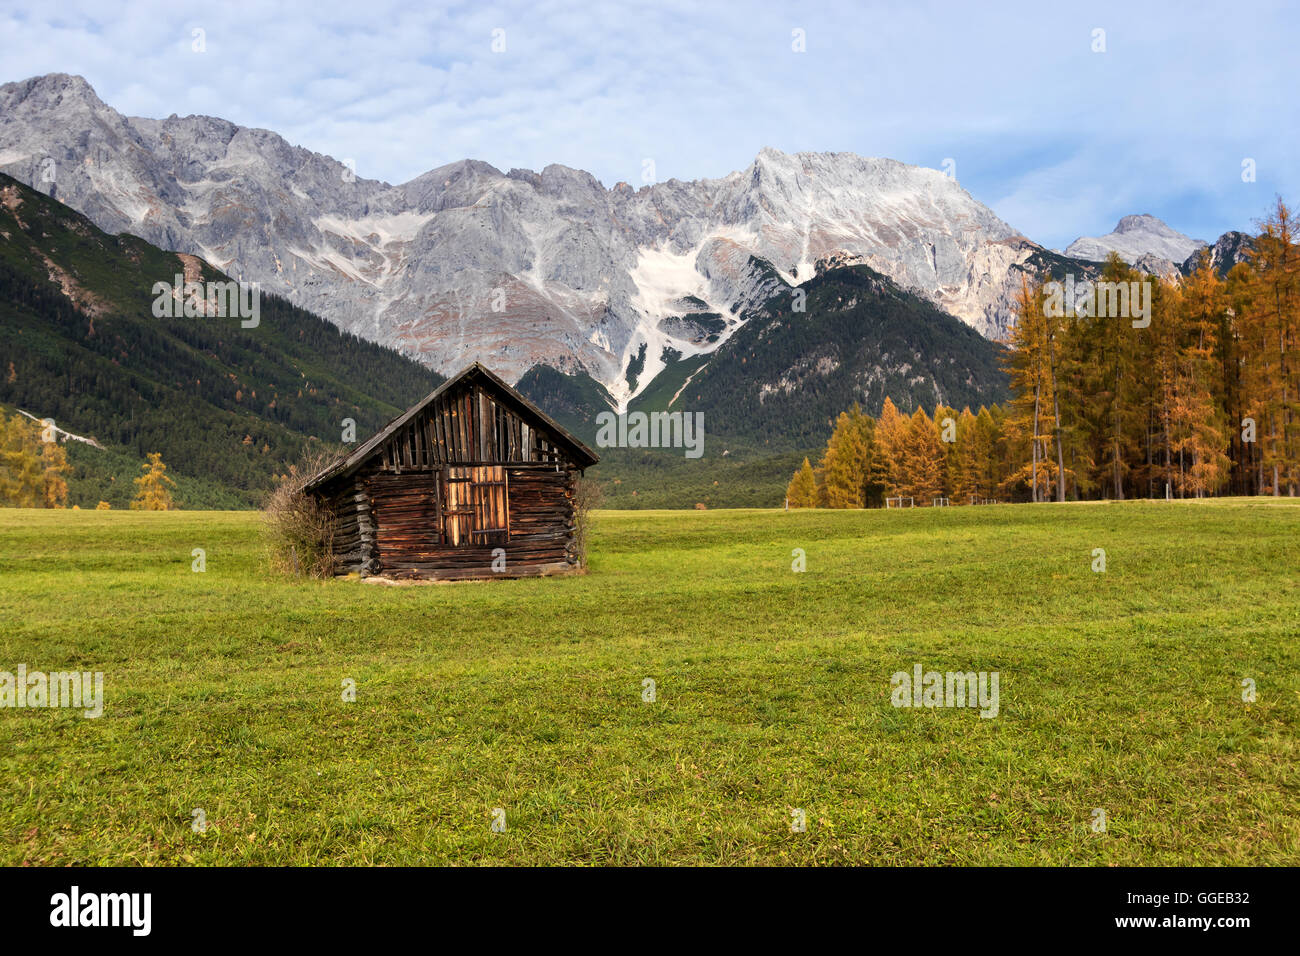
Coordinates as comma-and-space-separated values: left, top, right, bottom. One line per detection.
1, 501, 1297, 866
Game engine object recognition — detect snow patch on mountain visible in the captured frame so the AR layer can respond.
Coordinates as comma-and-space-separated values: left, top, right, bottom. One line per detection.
615, 238, 740, 408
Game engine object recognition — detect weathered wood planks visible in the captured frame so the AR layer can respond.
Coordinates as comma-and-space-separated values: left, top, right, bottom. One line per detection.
309, 367, 590, 581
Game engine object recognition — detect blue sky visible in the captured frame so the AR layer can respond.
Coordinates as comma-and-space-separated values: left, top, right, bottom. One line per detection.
1, 0, 1295, 249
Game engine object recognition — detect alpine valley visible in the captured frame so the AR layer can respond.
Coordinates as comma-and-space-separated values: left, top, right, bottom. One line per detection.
0, 73, 1251, 508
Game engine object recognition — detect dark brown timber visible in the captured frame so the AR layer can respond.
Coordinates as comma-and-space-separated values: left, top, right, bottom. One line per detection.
303, 363, 597, 581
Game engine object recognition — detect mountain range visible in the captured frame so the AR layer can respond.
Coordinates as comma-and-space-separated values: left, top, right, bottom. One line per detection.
0, 166, 1012, 507
1, 72, 1247, 416
0, 72, 1262, 508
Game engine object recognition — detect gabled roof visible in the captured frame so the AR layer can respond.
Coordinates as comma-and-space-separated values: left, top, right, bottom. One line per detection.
304, 362, 599, 491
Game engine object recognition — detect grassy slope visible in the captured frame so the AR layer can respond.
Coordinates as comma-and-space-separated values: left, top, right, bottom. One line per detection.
593, 443, 805, 509
0, 501, 1296, 865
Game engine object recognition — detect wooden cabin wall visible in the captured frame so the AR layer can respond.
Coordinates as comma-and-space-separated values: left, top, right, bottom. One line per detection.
319, 461, 578, 580
378, 381, 569, 471
321, 475, 374, 574
313, 377, 587, 581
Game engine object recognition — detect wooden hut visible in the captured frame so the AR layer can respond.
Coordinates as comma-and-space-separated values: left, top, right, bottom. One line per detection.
304, 362, 599, 581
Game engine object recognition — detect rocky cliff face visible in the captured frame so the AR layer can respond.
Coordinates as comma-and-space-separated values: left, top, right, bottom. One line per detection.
0, 73, 1081, 403
1180, 230, 1254, 277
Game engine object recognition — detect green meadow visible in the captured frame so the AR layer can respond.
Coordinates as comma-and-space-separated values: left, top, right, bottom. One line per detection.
0, 501, 1296, 865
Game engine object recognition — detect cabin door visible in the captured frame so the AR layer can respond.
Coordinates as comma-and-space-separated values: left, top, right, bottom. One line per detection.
442, 466, 509, 546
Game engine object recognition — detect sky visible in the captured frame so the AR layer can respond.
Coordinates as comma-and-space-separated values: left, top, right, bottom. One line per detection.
1, 0, 1295, 249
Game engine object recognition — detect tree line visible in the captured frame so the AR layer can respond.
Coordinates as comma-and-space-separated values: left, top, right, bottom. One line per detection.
786, 198, 1299, 506
0, 412, 176, 510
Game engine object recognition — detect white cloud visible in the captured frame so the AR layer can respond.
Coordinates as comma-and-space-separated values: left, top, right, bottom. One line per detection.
0, 0, 1294, 246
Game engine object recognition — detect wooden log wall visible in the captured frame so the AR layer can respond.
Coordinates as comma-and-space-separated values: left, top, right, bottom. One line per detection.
311, 377, 585, 581
358, 463, 578, 580
321, 476, 374, 574
365, 470, 441, 561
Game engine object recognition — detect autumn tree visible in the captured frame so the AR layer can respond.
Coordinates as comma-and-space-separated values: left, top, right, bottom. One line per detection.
894, 408, 946, 502
874, 397, 908, 496
40, 436, 69, 508
0, 413, 43, 507
1075, 255, 1147, 498
1221, 262, 1257, 492
948, 407, 981, 503
819, 410, 870, 507
131, 452, 177, 510
785, 194, 1299, 510
1004, 276, 1060, 501
785, 457, 819, 508
855, 410, 889, 508
1169, 259, 1232, 496
932, 403, 959, 497
1242, 197, 1300, 495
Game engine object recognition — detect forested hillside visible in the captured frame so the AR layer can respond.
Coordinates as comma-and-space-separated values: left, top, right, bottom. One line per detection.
0, 173, 442, 507
633, 263, 1010, 448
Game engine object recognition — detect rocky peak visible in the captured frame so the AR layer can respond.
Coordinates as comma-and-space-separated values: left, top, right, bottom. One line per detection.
1065, 213, 1206, 265
1, 72, 103, 109
1180, 230, 1254, 278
